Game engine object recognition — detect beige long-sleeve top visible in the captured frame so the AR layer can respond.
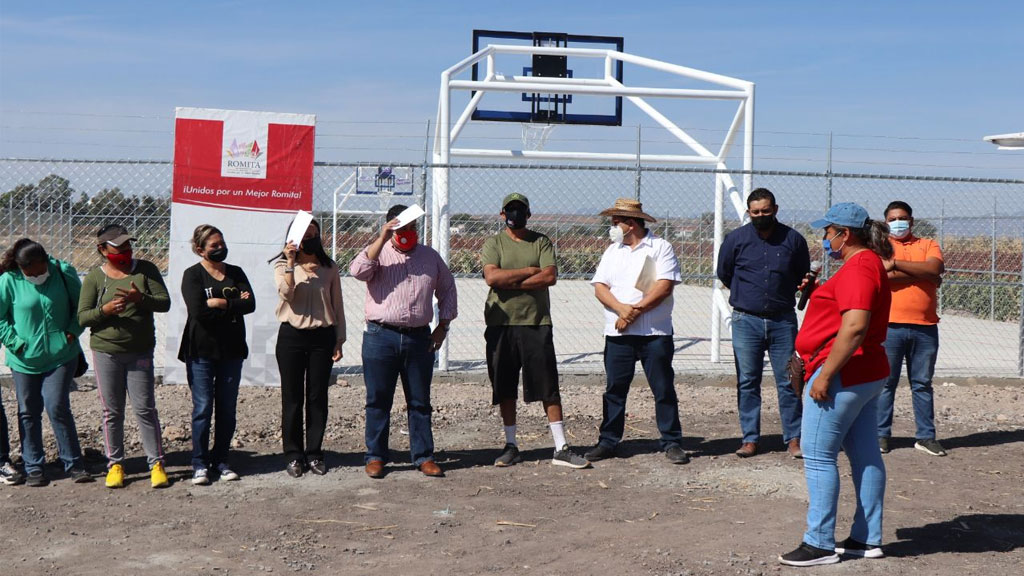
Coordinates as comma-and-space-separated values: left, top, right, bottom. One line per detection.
274, 260, 346, 347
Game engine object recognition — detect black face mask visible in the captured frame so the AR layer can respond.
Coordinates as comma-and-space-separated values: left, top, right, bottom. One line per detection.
301, 236, 322, 255
751, 215, 775, 231
207, 247, 229, 263
505, 208, 528, 230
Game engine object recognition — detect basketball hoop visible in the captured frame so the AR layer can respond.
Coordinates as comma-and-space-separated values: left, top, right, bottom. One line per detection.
521, 123, 555, 151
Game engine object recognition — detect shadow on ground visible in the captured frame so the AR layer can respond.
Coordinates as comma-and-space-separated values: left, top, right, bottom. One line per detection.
889, 514, 1024, 556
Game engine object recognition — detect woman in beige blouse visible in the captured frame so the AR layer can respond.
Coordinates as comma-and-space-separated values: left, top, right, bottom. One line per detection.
273, 217, 345, 478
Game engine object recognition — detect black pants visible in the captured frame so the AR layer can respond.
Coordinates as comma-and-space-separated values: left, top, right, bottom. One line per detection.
276, 323, 336, 463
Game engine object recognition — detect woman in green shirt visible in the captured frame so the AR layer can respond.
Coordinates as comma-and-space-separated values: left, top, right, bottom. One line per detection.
0, 239, 92, 486
78, 224, 171, 489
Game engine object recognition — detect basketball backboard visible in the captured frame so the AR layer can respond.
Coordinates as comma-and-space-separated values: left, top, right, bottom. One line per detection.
470, 30, 624, 126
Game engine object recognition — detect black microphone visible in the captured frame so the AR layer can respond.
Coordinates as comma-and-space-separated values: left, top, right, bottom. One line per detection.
797, 261, 823, 311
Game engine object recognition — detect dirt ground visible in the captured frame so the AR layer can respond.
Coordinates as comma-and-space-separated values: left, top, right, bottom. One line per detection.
1, 372, 1022, 576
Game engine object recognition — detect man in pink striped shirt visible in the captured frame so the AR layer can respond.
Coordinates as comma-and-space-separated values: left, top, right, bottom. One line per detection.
349, 204, 458, 479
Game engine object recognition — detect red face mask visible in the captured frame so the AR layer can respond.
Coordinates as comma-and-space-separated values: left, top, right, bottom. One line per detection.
393, 229, 418, 252
106, 250, 133, 268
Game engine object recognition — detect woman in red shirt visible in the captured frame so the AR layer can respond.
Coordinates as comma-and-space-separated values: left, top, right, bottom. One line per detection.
779, 203, 893, 567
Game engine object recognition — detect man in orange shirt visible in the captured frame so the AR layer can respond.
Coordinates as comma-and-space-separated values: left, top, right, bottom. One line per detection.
878, 201, 947, 457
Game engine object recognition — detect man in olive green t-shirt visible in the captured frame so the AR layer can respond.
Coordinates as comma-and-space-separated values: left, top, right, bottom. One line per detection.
481, 193, 589, 470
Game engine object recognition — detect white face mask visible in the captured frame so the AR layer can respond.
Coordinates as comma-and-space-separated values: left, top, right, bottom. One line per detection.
608, 225, 625, 244
25, 271, 50, 285
888, 219, 911, 239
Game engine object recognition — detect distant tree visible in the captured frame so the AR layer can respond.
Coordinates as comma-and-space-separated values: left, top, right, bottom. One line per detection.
1, 183, 37, 207
35, 174, 74, 207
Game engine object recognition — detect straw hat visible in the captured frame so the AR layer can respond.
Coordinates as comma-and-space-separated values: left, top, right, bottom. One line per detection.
599, 198, 657, 223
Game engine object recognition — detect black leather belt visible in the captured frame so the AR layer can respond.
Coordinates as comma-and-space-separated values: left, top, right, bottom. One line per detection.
734, 307, 791, 319
369, 320, 429, 334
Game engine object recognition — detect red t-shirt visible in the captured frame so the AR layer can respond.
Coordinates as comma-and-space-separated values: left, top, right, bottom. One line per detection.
795, 250, 892, 387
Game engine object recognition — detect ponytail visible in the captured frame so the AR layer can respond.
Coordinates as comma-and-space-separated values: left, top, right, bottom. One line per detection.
0, 238, 47, 275
848, 219, 893, 260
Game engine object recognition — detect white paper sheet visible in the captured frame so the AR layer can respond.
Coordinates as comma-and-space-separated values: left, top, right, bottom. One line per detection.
635, 256, 657, 294
393, 204, 425, 228
286, 210, 314, 247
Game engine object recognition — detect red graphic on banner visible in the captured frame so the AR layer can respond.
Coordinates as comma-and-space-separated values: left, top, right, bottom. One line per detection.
172, 118, 314, 212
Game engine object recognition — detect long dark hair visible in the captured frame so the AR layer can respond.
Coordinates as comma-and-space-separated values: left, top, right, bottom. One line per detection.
0, 238, 48, 274
267, 217, 334, 267
846, 218, 894, 260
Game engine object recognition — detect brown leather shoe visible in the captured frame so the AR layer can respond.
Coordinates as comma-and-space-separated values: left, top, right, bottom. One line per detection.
365, 460, 385, 479
735, 442, 758, 458
787, 438, 803, 459
419, 460, 444, 477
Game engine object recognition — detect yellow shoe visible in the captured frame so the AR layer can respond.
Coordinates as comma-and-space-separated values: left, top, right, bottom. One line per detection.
150, 462, 169, 489
105, 464, 125, 489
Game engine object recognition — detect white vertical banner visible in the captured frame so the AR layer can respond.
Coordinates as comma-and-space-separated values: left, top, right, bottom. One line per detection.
167, 107, 316, 386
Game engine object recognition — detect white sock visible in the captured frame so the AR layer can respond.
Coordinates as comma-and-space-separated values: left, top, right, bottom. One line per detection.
549, 421, 567, 451
504, 425, 517, 446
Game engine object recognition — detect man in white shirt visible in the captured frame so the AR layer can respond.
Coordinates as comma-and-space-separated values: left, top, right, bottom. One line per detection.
584, 198, 688, 465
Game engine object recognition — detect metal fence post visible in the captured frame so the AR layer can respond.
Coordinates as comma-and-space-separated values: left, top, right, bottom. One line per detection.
634, 125, 642, 200
991, 197, 997, 321
823, 132, 834, 278
1019, 229, 1024, 377
938, 200, 945, 315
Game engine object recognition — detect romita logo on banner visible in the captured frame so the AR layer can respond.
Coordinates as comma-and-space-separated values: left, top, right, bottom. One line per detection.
223, 138, 265, 177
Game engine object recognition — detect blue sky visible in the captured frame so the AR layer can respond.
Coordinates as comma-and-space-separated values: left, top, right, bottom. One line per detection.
1, 1, 1022, 176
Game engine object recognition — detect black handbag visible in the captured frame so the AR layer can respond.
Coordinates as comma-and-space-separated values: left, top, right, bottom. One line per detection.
57, 268, 88, 378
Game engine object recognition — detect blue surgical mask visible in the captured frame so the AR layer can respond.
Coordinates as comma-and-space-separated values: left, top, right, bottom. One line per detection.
822, 231, 846, 260
888, 220, 911, 239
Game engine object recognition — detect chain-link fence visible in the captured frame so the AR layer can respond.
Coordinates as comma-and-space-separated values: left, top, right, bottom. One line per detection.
2, 158, 1022, 378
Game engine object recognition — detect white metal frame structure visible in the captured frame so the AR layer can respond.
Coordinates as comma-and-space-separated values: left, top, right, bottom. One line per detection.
432, 43, 755, 368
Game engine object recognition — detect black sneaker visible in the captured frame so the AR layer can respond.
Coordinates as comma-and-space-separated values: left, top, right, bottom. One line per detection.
494, 443, 522, 467
665, 445, 690, 465
584, 444, 616, 462
552, 445, 591, 469
878, 437, 890, 454
69, 467, 95, 483
25, 471, 49, 488
286, 460, 304, 478
0, 461, 25, 486
914, 439, 947, 457
308, 459, 327, 476
835, 537, 884, 559
778, 542, 839, 567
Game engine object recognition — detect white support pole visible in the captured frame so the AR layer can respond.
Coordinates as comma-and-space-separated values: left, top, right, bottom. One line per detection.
718, 101, 745, 160
743, 86, 756, 199
711, 173, 725, 363
433, 73, 452, 371
450, 80, 747, 100
608, 78, 715, 158
330, 172, 356, 261
449, 148, 720, 164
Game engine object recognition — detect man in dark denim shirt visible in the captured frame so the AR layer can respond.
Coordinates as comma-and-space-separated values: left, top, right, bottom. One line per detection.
717, 188, 810, 459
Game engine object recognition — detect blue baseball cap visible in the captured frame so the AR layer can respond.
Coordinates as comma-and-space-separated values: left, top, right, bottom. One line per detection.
811, 202, 869, 229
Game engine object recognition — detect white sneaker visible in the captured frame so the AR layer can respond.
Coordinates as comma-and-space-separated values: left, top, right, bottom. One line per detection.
192, 468, 211, 486
217, 464, 240, 481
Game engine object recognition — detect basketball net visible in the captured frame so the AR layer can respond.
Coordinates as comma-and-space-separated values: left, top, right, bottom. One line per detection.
521, 123, 555, 151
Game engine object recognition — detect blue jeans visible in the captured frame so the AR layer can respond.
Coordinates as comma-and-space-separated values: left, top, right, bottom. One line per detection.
731, 310, 802, 443
362, 323, 435, 466
801, 367, 886, 550
12, 359, 84, 475
0, 390, 11, 462
878, 324, 939, 440
186, 357, 244, 470
598, 335, 683, 451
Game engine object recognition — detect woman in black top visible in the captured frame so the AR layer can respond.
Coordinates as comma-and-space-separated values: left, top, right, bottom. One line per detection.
178, 225, 255, 485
